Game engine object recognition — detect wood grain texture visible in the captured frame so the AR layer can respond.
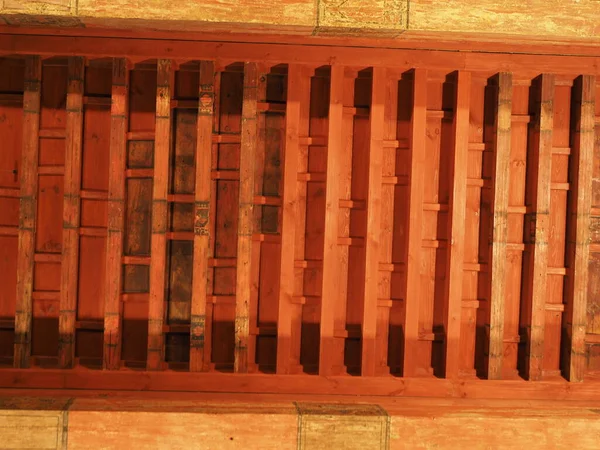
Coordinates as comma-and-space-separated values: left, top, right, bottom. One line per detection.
444, 71, 470, 379
563, 75, 595, 382
523, 74, 554, 381
58, 56, 84, 369
189, 60, 215, 372
103, 58, 128, 370
235, 62, 260, 373
319, 65, 345, 376
6, 0, 600, 40
13, 55, 41, 369
361, 67, 385, 377
402, 69, 427, 377
276, 64, 305, 374
147, 59, 173, 371
487, 73, 512, 380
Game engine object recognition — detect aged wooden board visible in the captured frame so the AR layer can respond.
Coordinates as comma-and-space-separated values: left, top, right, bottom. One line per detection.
5, 0, 600, 40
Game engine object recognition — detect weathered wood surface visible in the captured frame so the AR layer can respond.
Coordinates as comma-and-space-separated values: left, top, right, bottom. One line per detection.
3, 393, 600, 450
103, 58, 128, 370
1, 46, 600, 395
58, 56, 85, 369
13, 55, 41, 369
5, 0, 600, 40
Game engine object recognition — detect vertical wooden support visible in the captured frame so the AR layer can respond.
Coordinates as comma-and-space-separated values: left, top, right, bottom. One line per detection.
104, 58, 129, 370
13, 55, 41, 368
402, 69, 427, 377
524, 74, 554, 381
361, 66, 385, 377
444, 71, 471, 378
564, 75, 595, 382
277, 64, 304, 374
235, 62, 259, 373
319, 65, 345, 376
190, 60, 215, 372
58, 56, 85, 368
147, 59, 173, 370
488, 73, 513, 380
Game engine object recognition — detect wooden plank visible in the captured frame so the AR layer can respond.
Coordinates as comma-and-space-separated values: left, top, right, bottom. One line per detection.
58, 56, 85, 368
402, 69, 427, 377
234, 62, 259, 373
190, 60, 215, 372
247, 65, 268, 373
319, 65, 345, 376
103, 58, 129, 370
563, 75, 595, 382
488, 73, 513, 380
276, 64, 305, 374
524, 74, 554, 381
13, 55, 41, 369
147, 59, 173, 371
444, 71, 471, 379
361, 66, 385, 377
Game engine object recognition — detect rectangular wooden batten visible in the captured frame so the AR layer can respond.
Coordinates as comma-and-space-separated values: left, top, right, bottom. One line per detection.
1, 31, 600, 400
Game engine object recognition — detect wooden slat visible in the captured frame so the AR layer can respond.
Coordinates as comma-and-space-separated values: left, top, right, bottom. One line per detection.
319, 65, 345, 376
488, 73, 513, 380
13, 55, 41, 369
524, 74, 554, 381
234, 62, 260, 373
247, 65, 268, 373
103, 58, 129, 370
58, 56, 85, 368
190, 60, 214, 372
402, 69, 427, 377
147, 59, 173, 371
276, 64, 308, 374
361, 66, 385, 377
444, 71, 471, 379
563, 75, 595, 382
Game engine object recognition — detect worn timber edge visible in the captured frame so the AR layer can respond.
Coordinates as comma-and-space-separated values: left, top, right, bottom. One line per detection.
2, 370, 600, 400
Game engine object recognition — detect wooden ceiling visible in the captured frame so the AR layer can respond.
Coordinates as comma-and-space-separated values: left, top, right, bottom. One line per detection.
0, 26, 599, 401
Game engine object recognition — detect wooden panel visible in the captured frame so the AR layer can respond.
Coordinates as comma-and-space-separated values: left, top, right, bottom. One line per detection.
361, 67, 385, 376
402, 69, 427, 377
563, 75, 595, 381
235, 62, 260, 373
444, 71, 470, 379
522, 74, 554, 381
277, 64, 309, 374
58, 56, 84, 368
147, 59, 173, 370
14, 55, 41, 368
487, 73, 513, 380
319, 65, 345, 376
103, 58, 129, 370
189, 61, 215, 372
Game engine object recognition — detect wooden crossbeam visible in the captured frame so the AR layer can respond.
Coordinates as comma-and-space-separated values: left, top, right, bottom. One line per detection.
563, 75, 595, 382
58, 56, 85, 368
488, 72, 513, 380
402, 69, 427, 377
234, 62, 260, 373
488, 73, 513, 380
190, 60, 215, 372
524, 74, 554, 381
361, 66, 386, 377
443, 71, 471, 379
147, 59, 174, 370
276, 64, 310, 374
13, 55, 41, 369
103, 58, 129, 370
319, 65, 345, 376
